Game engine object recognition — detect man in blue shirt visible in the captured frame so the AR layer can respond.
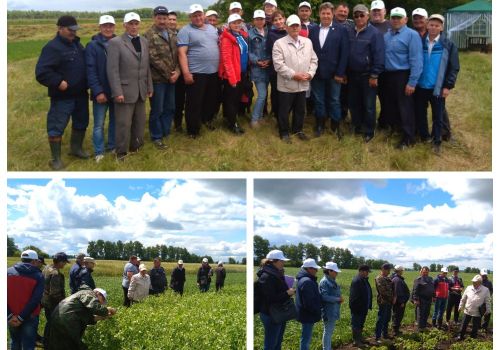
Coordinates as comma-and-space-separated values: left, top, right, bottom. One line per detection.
382, 7, 423, 149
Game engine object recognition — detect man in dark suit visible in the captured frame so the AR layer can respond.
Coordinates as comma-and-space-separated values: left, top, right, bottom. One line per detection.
309, 2, 349, 139
107, 12, 153, 161
349, 264, 372, 347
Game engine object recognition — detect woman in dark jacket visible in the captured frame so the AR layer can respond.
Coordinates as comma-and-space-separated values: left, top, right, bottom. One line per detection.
256, 250, 295, 350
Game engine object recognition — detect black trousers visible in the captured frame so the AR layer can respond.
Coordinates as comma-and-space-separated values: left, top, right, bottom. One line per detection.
222, 74, 248, 127
392, 302, 406, 332
446, 293, 461, 322
381, 70, 415, 143
123, 286, 131, 307
270, 74, 279, 119
377, 73, 387, 128
340, 81, 349, 119
442, 106, 452, 139
174, 74, 186, 129
482, 311, 491, 330
416, 299, 432, 329
216, 282, 224, 291
460, 314, 481, 338
277, 91, 306, 137
185, 73, 220, 135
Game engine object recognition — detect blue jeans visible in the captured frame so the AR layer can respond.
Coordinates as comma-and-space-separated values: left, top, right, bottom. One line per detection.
9, 315, 39, 350
375, 303, 392, 338
415, 87, 444, 144
348, 72, 377, 136
322, 319, 337, 350
92, 101, 115, 155
433, 297, 447, 321
252, 80, 269, 121
311, 77, 341, 122
260, 312, 287, 350
149, 82, 176, 141
47, 96, 89, 137
300, 322, 314, 350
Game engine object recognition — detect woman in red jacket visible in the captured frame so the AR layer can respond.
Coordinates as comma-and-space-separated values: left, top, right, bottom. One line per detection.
219, 13, 249, 135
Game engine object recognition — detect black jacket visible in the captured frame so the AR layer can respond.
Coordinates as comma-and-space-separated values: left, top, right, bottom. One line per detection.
392, 274, 410, 304
35, 33, 88, 99
256, 264, 291, 315
309, 23, 349, 79
412, 275, 435, 301
295, 269, 321, 323
150, 266, 167, 293
197, 265, 213, 285
170, 267, 185, 289
349, 274, 372, 314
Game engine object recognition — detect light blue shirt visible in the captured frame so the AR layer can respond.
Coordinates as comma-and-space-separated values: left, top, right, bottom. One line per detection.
384, 25, 423, 87
177, 23, 220, 74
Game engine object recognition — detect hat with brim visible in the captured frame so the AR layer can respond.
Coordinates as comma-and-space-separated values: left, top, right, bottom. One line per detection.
228, 13, 242, 24
428, 14, 445, 24
286, 14, 301, 26
99, 15, 115, 25
353, 4, 369, 14
472, 274, 482, 282
124, 12, 141, 23
264, 0, 277, 7
206, 10, 219, 17
323, 261, 341, 272
189, 4, 204, 15
253, 9, 265, 19
394, 265, 404, 271
390, 7, 406, 18
21, 249, 38, 260
440, 267, 448, 273
298, 1, 311, 9
178, 260, 184, 265
57, 15, 80, 30
229, 2, 242, 10
359, 264, 371, 272
371, 0, 385, 10
302, 258, 321, 269
94, 288, 108, 303
412, 8, 428, 18
266, 249, 290, 261
139, 264, 147, 272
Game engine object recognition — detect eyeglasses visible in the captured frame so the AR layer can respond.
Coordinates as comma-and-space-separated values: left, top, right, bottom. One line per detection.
354, 13, 366, 19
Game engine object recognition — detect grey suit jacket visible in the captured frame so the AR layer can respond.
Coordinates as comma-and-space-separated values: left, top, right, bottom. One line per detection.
107, 33, 153, 103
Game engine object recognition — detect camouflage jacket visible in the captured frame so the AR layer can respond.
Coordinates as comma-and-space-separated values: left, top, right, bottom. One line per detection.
144, 25, 180, 83
42, 264, 66, 310
375, 274, 393, 305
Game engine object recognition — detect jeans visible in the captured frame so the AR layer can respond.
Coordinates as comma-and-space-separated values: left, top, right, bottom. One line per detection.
9, 315, 39, 350
432, 297, 447, 322
300, 322, 314, 350
149, 82, 176, 141
311, 77, 341, 122
375, 303, 392, 338
47, 96, 89, 137
348, 72, 377, 136
252, 80, 269, 121
322, 319, 337, 350
260, 312, 286, 350
92, 101, 115, 155
415, 87, 444, 144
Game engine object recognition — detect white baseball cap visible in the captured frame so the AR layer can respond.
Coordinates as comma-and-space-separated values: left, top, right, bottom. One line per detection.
178, 260, 184, 265
21, 249, 38, 260
228, 13, 242, 23
202, 257, 209, 263
286, 14, 301, 26
394, 265, 404, 271
323, 262, 341, 272
298, 1, 311, 9
229, 2, 242, 10
480, 268, 488, 276
189, 4, 204, 14
440, 267, 448, 273
428, 14, 445, 24
390, 7, 407, 18
472, 274, 482, 282
123, 12, 141, 23
371, 0, 385, 10
94, 288, 108, 303
218, 261, 223, 266
412, 8, 428, 18
99, 15, 115, 25
139, 263, 147, 271
205, 10, 218, 17
254, 9, 266, 18
302, 258, 321, 269
264, 0, 277, 7
266, 249, 290, 261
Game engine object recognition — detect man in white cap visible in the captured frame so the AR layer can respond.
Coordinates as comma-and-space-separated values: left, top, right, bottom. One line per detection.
7, 250, 45, 350
457, 274, 491, 340
391, 265, 410, 336
431, 267, 450, 329
215, 261, 227, 292
178, 4, 221, 138
263, 0, 278, 29
297, 2, 316, 37
171, 260, 186, 295
77, 256, 96, 291
128, 263, 151, 302
382, 7, 422, 149
411, 8, 428, 38
197, 257, 214, 292
369, 0, 390, 34
319, 262, 343, 350
480, 268, 492, 332
272, 14, 318, 143
205, 10, 222, 33
295, 258, 322, 350
86, 15, 117, 163
107, 12, 153, 161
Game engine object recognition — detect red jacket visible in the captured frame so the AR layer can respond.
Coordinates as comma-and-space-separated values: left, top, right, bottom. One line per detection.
434, 274, 450, 299
218, 29, 248, 86
7, 263, 44, 321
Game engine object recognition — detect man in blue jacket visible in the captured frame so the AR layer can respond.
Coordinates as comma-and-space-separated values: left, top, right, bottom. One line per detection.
35, 15, 89, 170
415, 14, 459, 154
391, 265, 410, 336
309, 2, 349, 139
349, 264, 372, 347
295, 258, 322, 350
347, 4, 384, 143
86, 15, 116, 163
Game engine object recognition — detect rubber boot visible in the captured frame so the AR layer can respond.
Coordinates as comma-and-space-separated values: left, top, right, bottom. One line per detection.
69, 128, 90, 159
330, 119, 343, 140
438, 318, 444, 330
432, 318, 437, 327
352, 329, 364, 348
314, 117, 325, 137
48, 137, 64, 170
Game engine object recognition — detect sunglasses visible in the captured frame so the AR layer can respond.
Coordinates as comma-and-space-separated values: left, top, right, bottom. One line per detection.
354, 13, 366, 19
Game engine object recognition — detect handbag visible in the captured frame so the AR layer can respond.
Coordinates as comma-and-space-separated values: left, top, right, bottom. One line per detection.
269, 298, 297, 324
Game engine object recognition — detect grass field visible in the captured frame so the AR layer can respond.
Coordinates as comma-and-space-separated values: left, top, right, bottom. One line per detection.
7, 258, 246, 349
253, 267, 493, 350
7, 20, 491, 171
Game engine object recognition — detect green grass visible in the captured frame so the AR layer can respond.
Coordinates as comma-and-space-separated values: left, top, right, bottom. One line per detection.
253, 268, 492, 350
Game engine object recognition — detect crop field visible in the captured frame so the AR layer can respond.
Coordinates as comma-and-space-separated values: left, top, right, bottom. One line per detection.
7, 19, 491, 171
253, 267, 493, 350
7, 258, 246, 350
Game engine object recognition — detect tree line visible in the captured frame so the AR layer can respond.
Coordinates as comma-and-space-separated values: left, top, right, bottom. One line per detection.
253, 235, 489, 272
7, 9, 188, 21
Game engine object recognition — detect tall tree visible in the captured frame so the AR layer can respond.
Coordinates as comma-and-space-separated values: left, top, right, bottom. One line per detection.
7, 236, 19, 257
253, 235, 270, 265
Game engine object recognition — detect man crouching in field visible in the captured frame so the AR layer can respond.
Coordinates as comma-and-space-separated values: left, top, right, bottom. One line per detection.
35, 15, 90, 170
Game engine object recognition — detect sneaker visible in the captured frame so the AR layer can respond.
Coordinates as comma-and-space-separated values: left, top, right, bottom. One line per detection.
153, 140, 168, 150
432, 143, 441, 154
295, 132, 309, 141
230, 123, 245, 135
375, 338, 382, 344
95, 154, 105, 163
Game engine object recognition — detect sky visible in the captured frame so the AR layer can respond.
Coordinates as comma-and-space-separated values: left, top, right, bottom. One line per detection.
254, 178, 494, 270
7, 0, 215, 12
7, 178, 247, 262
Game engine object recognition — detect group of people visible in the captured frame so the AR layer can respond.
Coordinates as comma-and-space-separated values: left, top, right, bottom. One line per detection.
35, 0, 460, 169
255, 249, 492, 350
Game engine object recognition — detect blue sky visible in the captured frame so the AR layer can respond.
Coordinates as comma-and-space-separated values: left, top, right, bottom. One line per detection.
254, 178, 493, 269
7, 179, 247, 261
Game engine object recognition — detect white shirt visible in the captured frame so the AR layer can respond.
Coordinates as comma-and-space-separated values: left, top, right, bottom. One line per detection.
427, 34, 440, 57
319, 22, 332, 48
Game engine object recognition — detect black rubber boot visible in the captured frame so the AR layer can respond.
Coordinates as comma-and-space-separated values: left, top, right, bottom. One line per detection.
314, 117, 325, 137
69, 128, 90, 159
48, 137, 64, 170
432, 318, 437, 327
331, 119, 343, 140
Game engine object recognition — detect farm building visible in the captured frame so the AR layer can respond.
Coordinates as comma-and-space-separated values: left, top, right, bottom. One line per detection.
445, 0, 492, 50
